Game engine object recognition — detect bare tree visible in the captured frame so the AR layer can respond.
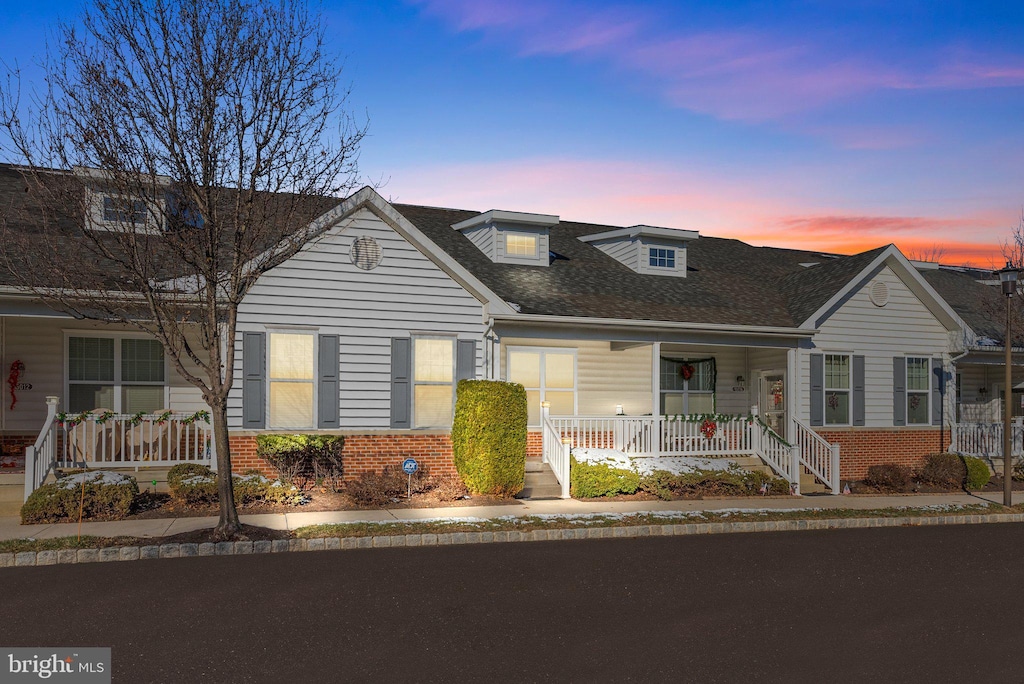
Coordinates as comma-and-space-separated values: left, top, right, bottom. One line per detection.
0, 0, 365, 538
906, 243, 946, 264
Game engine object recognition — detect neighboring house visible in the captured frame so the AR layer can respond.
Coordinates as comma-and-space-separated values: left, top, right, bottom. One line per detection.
0, 164, 1007, 499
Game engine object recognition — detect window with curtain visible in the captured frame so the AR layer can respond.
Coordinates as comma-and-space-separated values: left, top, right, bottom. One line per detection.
508, 349, 576, 425
414, 337, 455, 428
269, 332, 315, 429
68, 335, 165, 413
659, 357, 715, 415
824, 354, 851, 425
505, 233, 537, 257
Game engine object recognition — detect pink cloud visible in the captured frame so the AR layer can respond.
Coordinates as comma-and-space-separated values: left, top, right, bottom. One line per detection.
386, 156, 1007, 265
410, 0, 1024, 122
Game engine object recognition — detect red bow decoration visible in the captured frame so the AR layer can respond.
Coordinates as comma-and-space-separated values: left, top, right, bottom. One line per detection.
680, 363, 695, 381
700, 418, 717, 439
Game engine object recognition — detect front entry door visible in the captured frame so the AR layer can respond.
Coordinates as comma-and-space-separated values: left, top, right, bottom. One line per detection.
759, 371, 787, 440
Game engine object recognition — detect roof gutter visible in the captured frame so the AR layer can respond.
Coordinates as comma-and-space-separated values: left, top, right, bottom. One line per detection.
489, 312, 817, 338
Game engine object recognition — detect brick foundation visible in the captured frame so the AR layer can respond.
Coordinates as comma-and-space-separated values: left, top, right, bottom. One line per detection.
817, 428, 951, 481
0, 433, 33, 471
527, 430, 542, 460
228, 432, 460, 480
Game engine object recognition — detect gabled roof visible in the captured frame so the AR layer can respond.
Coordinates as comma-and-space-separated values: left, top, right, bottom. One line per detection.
394, 203, 890, 329
921, 267, 1005, 341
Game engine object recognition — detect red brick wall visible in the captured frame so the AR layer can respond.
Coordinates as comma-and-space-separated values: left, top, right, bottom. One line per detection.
817, 428, 951, 480
527, 430, 542, 460
228, 432, 459, 480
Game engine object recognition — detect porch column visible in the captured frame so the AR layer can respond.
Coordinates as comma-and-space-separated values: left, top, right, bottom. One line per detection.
652, 341, 661, 457
786, 347, 798, 438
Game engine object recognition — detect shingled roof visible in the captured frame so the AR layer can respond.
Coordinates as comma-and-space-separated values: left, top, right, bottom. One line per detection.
921, 267, 1004, 341
394, 203, 898, 329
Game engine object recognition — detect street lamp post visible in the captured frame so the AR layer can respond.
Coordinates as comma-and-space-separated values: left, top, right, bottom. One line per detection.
998, 263, 1019, 507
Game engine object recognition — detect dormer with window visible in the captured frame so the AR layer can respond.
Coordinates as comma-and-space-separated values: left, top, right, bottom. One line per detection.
452, 210, 558, 266
578, 225, 698, 277
76, 167, 170, 234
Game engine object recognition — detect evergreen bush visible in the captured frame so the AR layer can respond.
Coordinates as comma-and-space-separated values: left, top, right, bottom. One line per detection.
21, 471, 139, 523
451, 380, 527, 497
962, 455, 991, 490
570, 457, 640, 498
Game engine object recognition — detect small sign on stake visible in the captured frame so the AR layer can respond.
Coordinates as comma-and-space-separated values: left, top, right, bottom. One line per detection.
402, 458, 419, 498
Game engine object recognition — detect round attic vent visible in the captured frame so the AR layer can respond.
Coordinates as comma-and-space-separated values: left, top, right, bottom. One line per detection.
350, 236, 382, 270
869, 281, 890, 307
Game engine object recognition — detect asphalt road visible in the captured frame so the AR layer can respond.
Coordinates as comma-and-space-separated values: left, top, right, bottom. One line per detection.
4, 524, 1024, 683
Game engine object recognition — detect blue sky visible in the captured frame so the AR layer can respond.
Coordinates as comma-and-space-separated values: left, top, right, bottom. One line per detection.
3, 0, 1023, 263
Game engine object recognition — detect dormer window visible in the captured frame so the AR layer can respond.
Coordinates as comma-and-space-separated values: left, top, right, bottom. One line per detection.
505, 233, 537, 258
103, 196, 147, 224
649, 247, 676, 269
452, 209, 557, 266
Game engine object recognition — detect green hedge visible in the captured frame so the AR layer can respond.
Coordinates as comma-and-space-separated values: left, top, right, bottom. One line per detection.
167, 464, 306, 506
962, 455, 991, 490
22, 471, 139, 523
256, 434, 345, 490
570, 457, 641, 498
451, 380, 527, 497
639, 468, 790, 500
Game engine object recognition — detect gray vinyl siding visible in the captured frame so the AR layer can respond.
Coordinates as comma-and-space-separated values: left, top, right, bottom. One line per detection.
461, 224, 495, 260
637, 238, 688, 278
591, 237, 639, 272
493, 223, 549, 265
798, 266, 953, 428
0, 317, 205, 433
229, 207, 486, 430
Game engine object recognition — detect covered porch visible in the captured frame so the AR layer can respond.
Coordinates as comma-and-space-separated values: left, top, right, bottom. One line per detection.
489, 326, 841, 497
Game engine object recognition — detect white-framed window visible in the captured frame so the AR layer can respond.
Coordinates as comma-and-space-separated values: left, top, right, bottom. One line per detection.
505, 233, 537, 258
507, 347, 577, 425
268, 331, 316, 429
649, 247, 676, 269
102, 195, 147, 224
413, 336, 455, 428
824, 353, 851, 425
660, 357, 714, 415
67, 334, 166, 413
906, 357, 931, 425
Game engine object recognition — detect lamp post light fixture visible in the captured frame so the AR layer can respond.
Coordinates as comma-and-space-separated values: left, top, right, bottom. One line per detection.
998, 262, 1019, 506
615, 404, 624, 416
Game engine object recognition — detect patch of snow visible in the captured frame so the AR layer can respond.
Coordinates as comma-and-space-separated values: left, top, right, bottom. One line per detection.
571, 447, 741, 476
57, 470, 134, 490
180, 474, 215, 486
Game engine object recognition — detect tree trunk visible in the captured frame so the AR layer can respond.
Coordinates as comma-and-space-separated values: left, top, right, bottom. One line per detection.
212, 396, 241, 540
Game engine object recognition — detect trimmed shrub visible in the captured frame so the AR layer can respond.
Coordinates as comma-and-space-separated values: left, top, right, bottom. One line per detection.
346, 466, 409, 506
918, 453, 966, 489
256, 434, 345, 491
570, 457, 641, 498
430, 473, 469, 502
451, 380, 527, 497
962, 455, 992, 490
167, 463, 213, 490
169, 469, 218, 506
864, 463, 913, 492
21, 471, 139, 523
638, 468, 789, 501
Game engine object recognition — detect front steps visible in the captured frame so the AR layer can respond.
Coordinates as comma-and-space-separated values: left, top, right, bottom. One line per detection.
518, 461, 563, 500
0, 473, 23, 516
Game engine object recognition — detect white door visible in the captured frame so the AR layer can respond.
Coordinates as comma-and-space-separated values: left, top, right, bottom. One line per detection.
759, 371, 787, 440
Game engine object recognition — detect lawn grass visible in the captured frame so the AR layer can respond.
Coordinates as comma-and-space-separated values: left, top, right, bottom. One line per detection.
1, 502, 1008, 553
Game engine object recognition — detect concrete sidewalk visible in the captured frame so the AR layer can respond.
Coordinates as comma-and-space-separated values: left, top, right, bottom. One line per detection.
3, 490, 1022, 541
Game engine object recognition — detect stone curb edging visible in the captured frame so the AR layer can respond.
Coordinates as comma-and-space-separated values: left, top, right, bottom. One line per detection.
3, 512, 1024, 568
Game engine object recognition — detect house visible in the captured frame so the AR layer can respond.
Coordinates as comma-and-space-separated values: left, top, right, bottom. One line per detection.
0, 163, 1007, 502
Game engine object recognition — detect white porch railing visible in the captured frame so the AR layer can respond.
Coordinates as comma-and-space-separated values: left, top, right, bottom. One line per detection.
23, 396, 60, 502
794, 418, 841, 495
540, 407, 571, 498
57, 411, 213, 468
547, 414, 802, 490
953, 421, 1024, 461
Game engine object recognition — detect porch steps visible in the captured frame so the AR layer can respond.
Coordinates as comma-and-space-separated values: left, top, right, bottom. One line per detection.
799, 471, 828, 494
517, 461, 563, 500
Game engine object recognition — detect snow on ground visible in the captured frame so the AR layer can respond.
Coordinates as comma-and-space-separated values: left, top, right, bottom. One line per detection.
571, 447, 740, 476
57, 471, 135, 490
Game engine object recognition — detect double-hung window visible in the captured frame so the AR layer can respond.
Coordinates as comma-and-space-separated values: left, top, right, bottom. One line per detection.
68, 335, 165, 413
508, 348, 576, 425
660, 358, 714, 415
268, 332, 315, 429
413, 337, 455, 428
102, 195, 148, 224
906, 357, 931, 425
824, 354, 851, 425
649, 247, 676, 269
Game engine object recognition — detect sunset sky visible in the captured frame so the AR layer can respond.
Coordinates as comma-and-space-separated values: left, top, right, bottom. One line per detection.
3, 0, 1023, 265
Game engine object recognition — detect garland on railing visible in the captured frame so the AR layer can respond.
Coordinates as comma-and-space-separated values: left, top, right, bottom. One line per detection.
660, 412, 793, 447
57, 409, 212, 428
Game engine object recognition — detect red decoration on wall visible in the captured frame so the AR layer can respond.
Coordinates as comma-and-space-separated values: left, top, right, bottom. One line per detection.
680, 363, 695, 381
7, 360, 24, 411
